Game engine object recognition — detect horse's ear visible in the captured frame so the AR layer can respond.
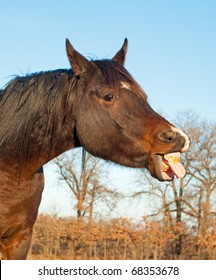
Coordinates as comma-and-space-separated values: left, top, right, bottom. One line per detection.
112, 38, 128, 66
66, 38, 92, 76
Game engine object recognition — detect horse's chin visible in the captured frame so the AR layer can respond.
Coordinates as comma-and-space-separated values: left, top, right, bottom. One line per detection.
148, 153, 186, 182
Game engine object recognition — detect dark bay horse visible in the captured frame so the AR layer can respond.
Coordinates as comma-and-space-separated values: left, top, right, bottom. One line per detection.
0, 38, 190, 259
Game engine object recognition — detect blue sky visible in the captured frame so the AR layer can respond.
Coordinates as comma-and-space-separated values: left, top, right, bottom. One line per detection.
1, 0, 215, 120
1, 0, 216, 217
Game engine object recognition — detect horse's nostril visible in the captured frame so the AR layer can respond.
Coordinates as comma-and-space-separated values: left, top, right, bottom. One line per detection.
158, 130, 176, 142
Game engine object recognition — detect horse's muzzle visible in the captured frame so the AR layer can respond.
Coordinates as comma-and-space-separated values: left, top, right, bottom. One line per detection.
157, 127, 190, 153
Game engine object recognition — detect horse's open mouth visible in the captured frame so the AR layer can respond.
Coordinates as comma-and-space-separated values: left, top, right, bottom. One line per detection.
152, 152, 186, 181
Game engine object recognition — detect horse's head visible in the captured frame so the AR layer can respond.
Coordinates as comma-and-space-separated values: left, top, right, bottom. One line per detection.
66, 38, 190, 181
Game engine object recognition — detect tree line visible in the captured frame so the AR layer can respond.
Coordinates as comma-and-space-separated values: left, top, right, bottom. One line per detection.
30, 214, 216, 259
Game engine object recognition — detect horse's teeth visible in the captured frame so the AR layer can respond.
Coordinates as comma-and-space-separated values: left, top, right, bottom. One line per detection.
162, 162, 169, 171
164, 154, 180, 164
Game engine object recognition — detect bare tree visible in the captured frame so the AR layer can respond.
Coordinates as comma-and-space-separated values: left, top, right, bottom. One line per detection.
54, 148, 121, 223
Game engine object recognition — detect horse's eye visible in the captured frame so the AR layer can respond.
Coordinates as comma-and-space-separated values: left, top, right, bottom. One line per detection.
103, 94, 115, 102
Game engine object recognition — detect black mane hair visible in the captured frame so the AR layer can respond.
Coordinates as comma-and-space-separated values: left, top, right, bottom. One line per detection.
0, 69, 76, 160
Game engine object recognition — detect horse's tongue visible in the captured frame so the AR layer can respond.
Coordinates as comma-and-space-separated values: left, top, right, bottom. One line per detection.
164, 152, 186, 178
167, 161, 186, 178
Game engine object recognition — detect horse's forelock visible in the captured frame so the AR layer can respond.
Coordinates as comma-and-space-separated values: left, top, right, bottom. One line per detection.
93, 59, 146, 98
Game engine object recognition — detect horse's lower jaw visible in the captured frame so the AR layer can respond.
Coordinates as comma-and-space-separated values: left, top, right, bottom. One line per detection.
151, 154, 174, 181
150, 153, 186, 182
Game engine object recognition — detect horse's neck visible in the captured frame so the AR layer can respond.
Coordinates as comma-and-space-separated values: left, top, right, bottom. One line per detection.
0, 117, 77, 178
20, 106, 77, 176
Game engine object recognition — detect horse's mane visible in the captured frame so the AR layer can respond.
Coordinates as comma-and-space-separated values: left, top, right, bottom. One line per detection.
0, 69, 76, 158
